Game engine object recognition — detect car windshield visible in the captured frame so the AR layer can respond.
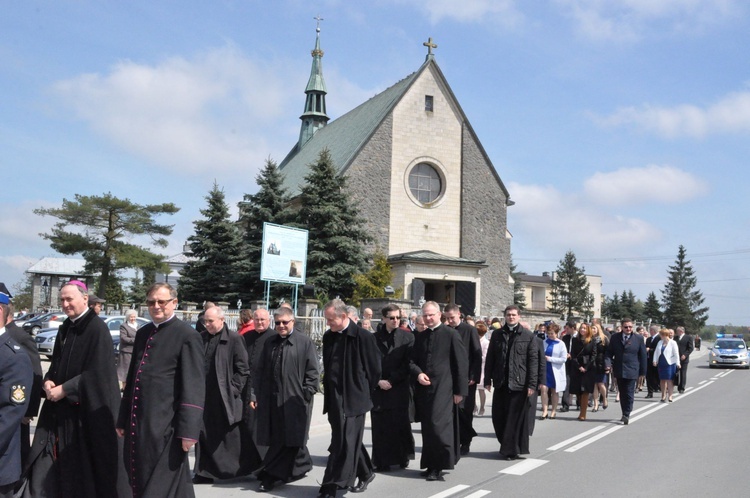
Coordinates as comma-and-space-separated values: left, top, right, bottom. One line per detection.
715, 340, 745, 349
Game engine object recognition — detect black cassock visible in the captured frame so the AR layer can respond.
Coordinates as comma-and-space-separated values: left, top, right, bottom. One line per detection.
452, 322, 482, 447
242, 328, 278, 463
118, 317, 205, 498
253, 331, 319, 482
411, 324, 468, 471
371, 327, 416, 468
195, 325, 251, 479
22, 309, 127, 498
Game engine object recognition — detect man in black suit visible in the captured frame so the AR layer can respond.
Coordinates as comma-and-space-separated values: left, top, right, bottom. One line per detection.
644, 325, 660, 398
444, 304, 481, 456
605, 318, 647, 425
674, 326, 694, 393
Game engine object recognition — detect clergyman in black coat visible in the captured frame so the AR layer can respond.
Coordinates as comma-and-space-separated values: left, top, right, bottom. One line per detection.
412, 301, 468, 482
444, 304, 481, 455
251, 307, 319, 492
319, 300, 381, 497
371, 304, 416, 471
193, 307, 251, 481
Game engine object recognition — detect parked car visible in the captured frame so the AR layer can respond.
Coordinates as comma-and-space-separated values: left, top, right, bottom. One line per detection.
40, 312, 68, 330
22, 312, 60, 335
13, 311, 44, 327
35, 315, 150, 358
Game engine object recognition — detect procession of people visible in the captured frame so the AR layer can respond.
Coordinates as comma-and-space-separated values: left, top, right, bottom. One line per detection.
2, 280, 700, 497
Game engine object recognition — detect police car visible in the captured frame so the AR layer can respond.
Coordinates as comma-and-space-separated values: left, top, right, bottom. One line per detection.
708, 334, 749, 369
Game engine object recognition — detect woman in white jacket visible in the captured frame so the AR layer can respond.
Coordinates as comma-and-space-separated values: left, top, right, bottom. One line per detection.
540, 324, 568, 419
652, 328, 681, 402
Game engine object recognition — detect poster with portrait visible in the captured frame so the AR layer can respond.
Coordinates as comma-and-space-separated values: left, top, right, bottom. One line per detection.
260, 222, 308, 285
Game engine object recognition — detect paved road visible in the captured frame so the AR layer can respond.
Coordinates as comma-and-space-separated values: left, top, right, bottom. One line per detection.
189, 345, 744, 497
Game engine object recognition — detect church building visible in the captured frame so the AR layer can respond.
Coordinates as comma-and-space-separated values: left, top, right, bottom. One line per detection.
278, 28, 514, 317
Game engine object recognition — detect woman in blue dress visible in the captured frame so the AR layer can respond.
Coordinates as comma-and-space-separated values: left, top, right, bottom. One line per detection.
652, 328, 681, 402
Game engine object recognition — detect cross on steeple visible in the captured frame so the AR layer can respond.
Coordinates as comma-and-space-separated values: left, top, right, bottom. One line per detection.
423, 37, 437, 61
314, 14, 324, 32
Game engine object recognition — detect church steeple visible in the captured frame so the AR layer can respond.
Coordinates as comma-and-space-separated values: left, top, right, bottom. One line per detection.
298, 16, 329, 147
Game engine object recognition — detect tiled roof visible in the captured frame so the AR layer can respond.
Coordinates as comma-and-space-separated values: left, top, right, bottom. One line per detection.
278, 67, 423, 195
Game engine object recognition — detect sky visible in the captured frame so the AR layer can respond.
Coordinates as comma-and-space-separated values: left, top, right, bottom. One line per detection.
2, 0, 749, 325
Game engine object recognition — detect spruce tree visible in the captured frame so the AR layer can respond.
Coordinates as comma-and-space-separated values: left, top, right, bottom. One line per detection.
643, 291, 662, 324
296, 149, 370, 300
179, 182, 244, 304
549, 251, 591, 320
661, 245, 709, 332
236, 158, 294, 302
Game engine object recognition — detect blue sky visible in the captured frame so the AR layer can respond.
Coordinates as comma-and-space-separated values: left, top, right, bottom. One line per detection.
3, 1, 749, 325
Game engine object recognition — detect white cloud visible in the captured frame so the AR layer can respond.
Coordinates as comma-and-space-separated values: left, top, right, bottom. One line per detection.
584, 164, 708, 205
555, 0, 740, 41
595, 91, 750, 137
0, 255, 37, 273
51, 45, 303, 175
394, 0, 523, 25
0, 200, 56, 246
508, 181, 661, 254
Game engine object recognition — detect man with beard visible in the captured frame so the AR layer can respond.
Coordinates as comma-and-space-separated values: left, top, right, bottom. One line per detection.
411, 301, 468, 482
318, 299, 380, 498
193, 306, 250, 483
443, 304, 481, 456
371, 304, 415, 471
484, 305, 539, 461
251, 306, 319, 492
23, 281, 126, 497
117, 282, 205, 497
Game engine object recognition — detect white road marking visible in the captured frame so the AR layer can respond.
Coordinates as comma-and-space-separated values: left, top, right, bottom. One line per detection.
429, 484, 470, 498
699, 380, 707, 385
464, 491, 492, 498
673, 380, 714, 402
565, 425, 623, 452
547, 425, 607, 451
628, 402, 669, 422
499, 458, 548, 475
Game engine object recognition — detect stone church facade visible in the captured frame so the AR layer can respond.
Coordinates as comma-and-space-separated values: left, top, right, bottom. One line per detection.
279, 30, 513, 316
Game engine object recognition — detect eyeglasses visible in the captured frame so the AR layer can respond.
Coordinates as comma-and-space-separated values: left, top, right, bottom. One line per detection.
146, 298, 174, 307
385, 316, 399, 320
623, 326, 633, 329
276, 319, 294, 326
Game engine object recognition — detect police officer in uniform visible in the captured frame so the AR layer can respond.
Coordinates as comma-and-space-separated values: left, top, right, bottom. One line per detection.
0, 289, 33, 497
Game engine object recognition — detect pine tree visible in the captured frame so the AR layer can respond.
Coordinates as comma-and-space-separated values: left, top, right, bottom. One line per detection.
179, 182, 245, 304
549, 251, 591, 320
643, 291, 662, 324
296, 149, 370, 300
351, 251, 402, 306
236, 158, 294, 302
510, 257, 527, 310
604, 292, 623, 321
661, 245, 709, 333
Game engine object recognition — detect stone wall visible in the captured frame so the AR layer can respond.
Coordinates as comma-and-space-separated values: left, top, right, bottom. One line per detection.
460, 125, 512, 316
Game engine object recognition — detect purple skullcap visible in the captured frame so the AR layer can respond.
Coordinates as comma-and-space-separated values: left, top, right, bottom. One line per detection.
66, 280, 88, 292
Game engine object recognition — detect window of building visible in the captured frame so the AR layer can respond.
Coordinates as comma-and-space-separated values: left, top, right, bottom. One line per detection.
408, 162, 442, 204
425, 95, 434, 112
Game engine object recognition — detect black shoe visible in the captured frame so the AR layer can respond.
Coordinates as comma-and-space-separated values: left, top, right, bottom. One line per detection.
420, 468, 431, 477
621, 416, 629, 425
559, 406, 570, 412
258, 480, 276, 492
349, 473, 375, 493
318, 484, 338, 497
460, 443, 471, 455
399, 461, 409, 469
426, 469, 442, 481
678, 389, 685, 393
192, 475, 213, 485
500, 453, 519, 461
645, 393, 653, 398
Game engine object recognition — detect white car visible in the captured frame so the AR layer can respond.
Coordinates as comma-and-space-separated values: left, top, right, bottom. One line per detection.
708, 334, 749, 369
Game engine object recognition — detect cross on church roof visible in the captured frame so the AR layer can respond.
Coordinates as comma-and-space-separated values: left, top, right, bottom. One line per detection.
314, 14, 324, 32
423, 37, 437, 61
